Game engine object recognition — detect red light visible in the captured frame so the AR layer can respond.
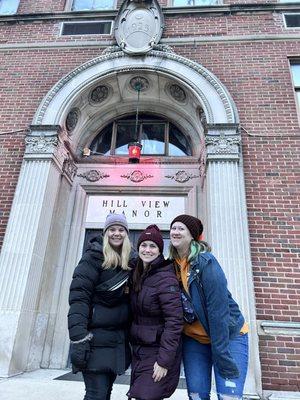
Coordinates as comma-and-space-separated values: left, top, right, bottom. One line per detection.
128, 142, 142, 163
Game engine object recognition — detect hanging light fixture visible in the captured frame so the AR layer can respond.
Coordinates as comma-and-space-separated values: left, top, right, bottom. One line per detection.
128, 78, 143, 163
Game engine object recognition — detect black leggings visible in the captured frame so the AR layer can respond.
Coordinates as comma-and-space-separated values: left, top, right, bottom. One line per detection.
82, 371, 117, 400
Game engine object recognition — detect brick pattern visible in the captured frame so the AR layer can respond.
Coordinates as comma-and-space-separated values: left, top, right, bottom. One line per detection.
0, 14, 298, 45
0, 0, 299, 392
259, 335, 300, 391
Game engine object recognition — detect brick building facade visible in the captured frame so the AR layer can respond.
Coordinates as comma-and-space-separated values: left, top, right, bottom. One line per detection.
0, 0, 299, 398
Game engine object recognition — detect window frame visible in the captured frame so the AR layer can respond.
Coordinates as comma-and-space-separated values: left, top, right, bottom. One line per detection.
66, 0, 117, 12
169, 0, 221, 7
60, 20, 113, 36
283, 13, 300, 29
90, 116, 193, 158
290, 62, 300, 121
113, 119, 168, 156
0, 0, 20, 15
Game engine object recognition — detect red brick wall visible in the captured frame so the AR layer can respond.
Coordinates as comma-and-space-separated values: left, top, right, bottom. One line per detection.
0, 1, 299, 392
259, 335, 300, 391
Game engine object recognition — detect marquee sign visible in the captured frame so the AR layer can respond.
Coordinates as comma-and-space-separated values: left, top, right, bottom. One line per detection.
86, 195, 185, 225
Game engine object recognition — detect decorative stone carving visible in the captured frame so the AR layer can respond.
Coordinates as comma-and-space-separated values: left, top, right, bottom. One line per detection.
165, 170, 199, 183
62, 158, 77, 182
90, 85, 109, 103
206, 134, 240, 157
199, 107, 207, 126
121, 170, 153, 183
35, 50, 238, 125
114, 0, 164, 55
130, 76, 150, 92
25, 136, 58, 154
66, 108, 79, 132
169, 84, 186, 103
77, 170, 110, 182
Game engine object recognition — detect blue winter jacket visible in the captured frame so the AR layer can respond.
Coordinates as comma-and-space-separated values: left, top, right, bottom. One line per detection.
187, 251, 245, 379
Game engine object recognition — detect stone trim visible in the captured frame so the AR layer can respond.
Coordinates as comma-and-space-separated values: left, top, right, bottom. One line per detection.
34, 50, 235, 125
263, 391, 300, 400
0, 3, 299, 24
1, 34, 300, 52
258, 320, 300, 336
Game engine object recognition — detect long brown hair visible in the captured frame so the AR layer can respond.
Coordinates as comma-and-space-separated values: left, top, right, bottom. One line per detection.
132, 258, 152, 292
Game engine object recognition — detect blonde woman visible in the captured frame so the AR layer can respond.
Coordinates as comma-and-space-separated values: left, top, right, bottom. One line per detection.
68, 213, 135, 400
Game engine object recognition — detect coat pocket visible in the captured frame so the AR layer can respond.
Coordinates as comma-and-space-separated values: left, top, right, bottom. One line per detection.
130, 324, 160, 345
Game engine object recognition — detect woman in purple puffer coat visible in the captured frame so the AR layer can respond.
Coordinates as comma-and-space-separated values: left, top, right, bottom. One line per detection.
127, 225, 183, 400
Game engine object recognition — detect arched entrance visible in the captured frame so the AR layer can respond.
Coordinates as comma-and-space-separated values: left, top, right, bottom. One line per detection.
0, 48, 261, 397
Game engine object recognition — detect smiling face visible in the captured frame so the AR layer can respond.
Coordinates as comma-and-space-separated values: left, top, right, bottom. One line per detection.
107, 225, 127, 250
170, 221, 193, 255
139, 240, 160, 267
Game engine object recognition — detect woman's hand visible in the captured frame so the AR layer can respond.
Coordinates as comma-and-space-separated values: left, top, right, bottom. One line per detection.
152, 361, 168, 382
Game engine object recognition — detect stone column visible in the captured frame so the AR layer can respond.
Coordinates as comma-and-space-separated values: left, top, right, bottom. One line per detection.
205, 125, 262, 397
0, 126, 72, 377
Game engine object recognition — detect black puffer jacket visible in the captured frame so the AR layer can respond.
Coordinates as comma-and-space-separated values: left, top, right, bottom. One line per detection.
68, 236, 134, 374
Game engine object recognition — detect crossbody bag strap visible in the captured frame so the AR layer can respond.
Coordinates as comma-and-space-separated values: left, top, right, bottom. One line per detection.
95, 269, 129, 292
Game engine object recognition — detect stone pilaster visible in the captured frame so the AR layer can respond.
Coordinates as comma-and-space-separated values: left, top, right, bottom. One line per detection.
0, 125, 72, 377
205, 124, 262, 397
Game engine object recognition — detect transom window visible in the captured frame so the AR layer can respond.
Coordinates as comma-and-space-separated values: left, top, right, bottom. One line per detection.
291, 64, 300, 113
90, 115, 192, 157
0, 0, 19, 15
172, 0, 220, 6
72, 0, 115, 11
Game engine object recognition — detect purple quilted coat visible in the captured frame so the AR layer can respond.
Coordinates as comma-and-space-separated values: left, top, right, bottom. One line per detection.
127, 255, 183, 400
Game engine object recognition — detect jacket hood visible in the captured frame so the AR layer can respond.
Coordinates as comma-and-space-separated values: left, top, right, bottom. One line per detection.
85, 235, 104, 261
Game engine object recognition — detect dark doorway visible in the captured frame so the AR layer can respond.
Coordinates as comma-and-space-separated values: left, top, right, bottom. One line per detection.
84, 229, 170, 256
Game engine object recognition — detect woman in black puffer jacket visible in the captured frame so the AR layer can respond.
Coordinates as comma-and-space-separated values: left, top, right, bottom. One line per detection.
68, 213, 135, 400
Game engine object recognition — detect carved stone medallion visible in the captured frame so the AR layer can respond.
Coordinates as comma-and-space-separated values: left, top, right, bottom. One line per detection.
165, 170, 199, 183
114, 0, 164, 55
121, 170, 153, 183
90, 85, 109, 103
66, 108, 79, 132
169, 84, 186, 103
77, 170, 110, 182
130, 76, 150, 92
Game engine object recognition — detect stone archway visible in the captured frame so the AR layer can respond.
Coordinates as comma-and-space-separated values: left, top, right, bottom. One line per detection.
0, 48, 261, 397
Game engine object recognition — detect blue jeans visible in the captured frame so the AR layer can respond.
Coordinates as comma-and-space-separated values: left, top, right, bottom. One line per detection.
182, 334, 248, 400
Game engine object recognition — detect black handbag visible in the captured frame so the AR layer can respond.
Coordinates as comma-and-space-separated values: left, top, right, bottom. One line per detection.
180, 288, 197, 324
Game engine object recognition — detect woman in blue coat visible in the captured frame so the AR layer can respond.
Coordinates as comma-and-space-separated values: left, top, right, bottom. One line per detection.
169, 214, 249, 400
127, 224, 183, 400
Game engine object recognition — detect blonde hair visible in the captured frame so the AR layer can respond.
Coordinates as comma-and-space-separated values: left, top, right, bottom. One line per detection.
102, 230, 132, 270
169, 239, 211, 262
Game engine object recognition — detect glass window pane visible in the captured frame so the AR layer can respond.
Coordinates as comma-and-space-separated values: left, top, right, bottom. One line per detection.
172, 0, 220, 5
72, 0, 114, 10
72, 0, 92, 11
141, 123, 165, 155
115, 123, 137, 155
93, 0, 114, 9
291, 65, 300, 87
90, 123, 113, 155
296, 91, 300, 111
169, 123, 192, 156
195, 0, 219, 4
0, 0, 19, 14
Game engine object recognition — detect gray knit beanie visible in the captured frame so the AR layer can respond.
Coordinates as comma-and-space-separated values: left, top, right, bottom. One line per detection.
103, 213, 129, 233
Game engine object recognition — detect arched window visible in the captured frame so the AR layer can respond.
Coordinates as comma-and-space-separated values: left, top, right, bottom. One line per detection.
89, 114, 192, 157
